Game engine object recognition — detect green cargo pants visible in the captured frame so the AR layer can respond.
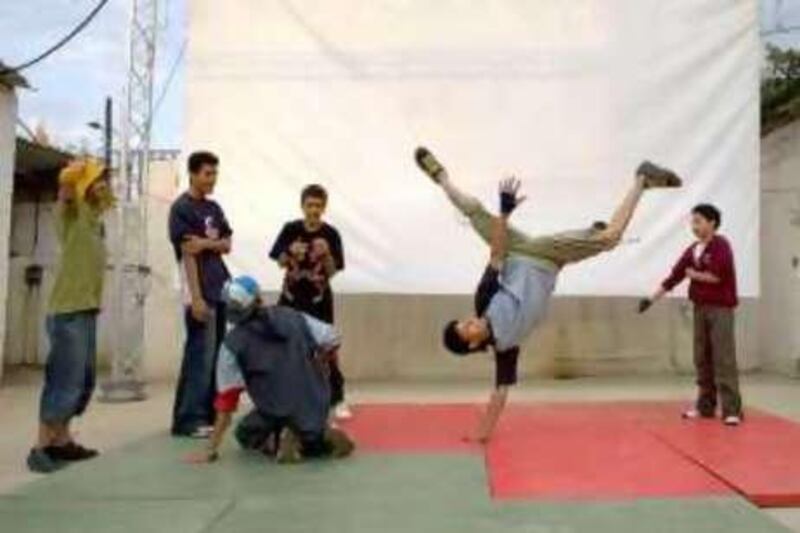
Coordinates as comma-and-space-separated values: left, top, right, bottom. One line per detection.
443, 185, 612, 270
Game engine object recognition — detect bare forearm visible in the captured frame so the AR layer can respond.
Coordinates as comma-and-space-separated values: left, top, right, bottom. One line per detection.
183, 254, 204, 303
489, 215, 509, 268
476, 387, 509, 442
322, 255, 338, 278
651, 287, 667, 301
210, 237, 232, 255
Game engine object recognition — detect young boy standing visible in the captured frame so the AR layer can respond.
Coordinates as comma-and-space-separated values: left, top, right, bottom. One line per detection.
269, 184, 350, 419
169, 151, 233, 437
27, 159, 113, 473
639, 204, 742, 426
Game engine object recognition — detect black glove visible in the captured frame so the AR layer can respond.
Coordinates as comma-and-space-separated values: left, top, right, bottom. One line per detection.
499, 177, 525, 216
638, 298, 653, 314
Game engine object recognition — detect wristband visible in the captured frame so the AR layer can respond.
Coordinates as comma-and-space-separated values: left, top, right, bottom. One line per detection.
500, 192, 517, 216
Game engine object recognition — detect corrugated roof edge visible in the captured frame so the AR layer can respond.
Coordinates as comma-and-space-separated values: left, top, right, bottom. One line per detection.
0, 61, 30, 89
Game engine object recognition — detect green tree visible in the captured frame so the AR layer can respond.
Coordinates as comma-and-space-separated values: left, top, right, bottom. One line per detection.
762, 44, 800, 135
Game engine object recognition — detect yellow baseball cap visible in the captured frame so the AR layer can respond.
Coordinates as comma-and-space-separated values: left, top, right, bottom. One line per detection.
58, 158, 106, 200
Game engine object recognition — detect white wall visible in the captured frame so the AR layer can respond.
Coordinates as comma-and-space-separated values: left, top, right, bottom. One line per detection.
140, 160, 761, 384
0, 86, 17, 381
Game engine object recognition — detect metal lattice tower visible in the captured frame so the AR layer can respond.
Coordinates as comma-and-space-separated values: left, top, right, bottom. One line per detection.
101, 0, 158, 402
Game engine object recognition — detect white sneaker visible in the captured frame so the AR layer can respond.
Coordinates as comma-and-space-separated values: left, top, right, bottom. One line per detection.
723, 415, 741, 427
188, 426, 214, 439
334, 403, 353, 420
682, 408, 701, 420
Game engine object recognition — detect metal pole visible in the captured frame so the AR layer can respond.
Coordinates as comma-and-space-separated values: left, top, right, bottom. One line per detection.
100, 0, 157, 402
104, 97, 112, 172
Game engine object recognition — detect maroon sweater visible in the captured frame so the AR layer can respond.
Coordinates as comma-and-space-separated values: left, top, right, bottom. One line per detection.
661, 235, 738, 308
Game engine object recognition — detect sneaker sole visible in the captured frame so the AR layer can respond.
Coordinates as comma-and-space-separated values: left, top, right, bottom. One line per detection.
414, 147, 444, 184
276, 430, 302, 464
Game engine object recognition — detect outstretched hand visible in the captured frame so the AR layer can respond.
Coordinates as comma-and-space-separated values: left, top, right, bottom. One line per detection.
499, 176, 526, 216
637, 298, 653, 314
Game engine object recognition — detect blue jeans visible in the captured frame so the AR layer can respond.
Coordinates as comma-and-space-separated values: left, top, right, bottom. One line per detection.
171, 303, 226, 435
39, 311, 98, 424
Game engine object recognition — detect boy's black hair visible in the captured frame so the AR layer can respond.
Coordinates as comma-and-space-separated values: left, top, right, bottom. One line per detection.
301, 183, 328, 204
187, 151, 219, 174
692, 203, 721, 229
443, 320, 471, 354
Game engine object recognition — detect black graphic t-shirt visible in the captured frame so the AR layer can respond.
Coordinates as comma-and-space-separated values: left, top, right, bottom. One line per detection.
269, 220, 344, 323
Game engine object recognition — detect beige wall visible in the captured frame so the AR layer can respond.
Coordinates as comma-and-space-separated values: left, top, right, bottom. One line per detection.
759, 120, 800, 377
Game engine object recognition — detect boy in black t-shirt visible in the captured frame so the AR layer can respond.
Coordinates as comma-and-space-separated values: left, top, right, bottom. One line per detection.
269, 184, 351, 419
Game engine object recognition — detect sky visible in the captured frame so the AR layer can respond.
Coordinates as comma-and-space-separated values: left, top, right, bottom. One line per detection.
0, 0, 186, 150
0, 0, 798, 151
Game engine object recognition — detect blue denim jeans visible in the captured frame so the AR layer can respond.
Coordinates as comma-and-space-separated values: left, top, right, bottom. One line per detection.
39, 311, 98, 424
171, 303, 226, 435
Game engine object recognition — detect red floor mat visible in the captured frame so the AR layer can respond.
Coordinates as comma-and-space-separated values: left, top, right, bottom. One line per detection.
486, 403, 733, 500
341, 403, 482, 453
647, 410, 800, 507
341, 402, 800, 506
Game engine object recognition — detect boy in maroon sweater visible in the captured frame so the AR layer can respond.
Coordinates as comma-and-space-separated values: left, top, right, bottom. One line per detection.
639, 204, 742, 426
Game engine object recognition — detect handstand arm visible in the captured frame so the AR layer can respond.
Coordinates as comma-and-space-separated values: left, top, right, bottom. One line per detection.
471, 386, 509, 444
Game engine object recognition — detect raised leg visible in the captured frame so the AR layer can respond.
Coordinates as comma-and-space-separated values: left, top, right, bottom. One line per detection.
594, 176, 646, 248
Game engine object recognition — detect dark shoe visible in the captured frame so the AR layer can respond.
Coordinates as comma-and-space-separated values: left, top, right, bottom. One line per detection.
276, 429, 302, 464
414, 147, 446, 183
637, 161, 682, 188
325, 428, 355, 459
27, 448, 66, 474
45, 442, 99, 462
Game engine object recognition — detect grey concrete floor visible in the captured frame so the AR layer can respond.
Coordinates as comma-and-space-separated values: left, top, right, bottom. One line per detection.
1, 368, 799, 530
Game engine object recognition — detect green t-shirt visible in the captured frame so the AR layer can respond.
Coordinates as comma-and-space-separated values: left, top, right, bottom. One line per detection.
48, 201, 107, 314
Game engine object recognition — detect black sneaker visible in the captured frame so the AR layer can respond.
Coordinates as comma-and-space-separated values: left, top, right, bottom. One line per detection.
636, 161, 682, 189
414, 147, 446, 184
45, 442, 99, 462
27, 448, 66, 474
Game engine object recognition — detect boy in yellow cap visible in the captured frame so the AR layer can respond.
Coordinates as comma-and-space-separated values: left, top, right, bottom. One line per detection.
27, 158, 114, 473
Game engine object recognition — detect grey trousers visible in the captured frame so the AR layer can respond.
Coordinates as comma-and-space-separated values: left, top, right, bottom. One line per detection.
693, 305, 742, 417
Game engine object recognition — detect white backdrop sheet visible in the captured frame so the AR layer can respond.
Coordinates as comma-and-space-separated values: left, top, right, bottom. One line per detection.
185, 0, 760, 295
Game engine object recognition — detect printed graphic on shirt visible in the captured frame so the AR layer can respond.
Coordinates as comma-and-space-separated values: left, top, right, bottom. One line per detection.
269, 221, 344, 320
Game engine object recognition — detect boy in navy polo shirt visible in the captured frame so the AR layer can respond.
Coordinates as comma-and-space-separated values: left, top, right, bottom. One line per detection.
640, 204, 742, 426
168, 151, 233, 437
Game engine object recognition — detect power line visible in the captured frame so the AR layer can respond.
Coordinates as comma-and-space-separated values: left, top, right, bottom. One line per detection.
16, 117, 36, 140
152, 38, 186, 120
0, 0, 112, 75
